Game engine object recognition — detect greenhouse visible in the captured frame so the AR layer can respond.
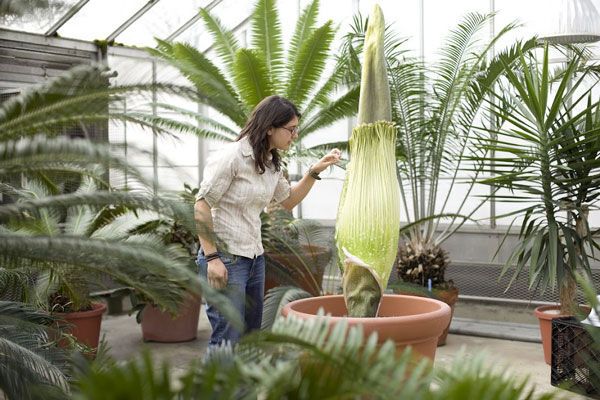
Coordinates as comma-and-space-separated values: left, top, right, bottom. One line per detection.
1, 0, 599, 398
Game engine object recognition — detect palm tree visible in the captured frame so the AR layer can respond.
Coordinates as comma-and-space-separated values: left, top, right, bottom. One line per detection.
472, 45, 600, 314
338, 13, 537, 291
149, 0, 359, 149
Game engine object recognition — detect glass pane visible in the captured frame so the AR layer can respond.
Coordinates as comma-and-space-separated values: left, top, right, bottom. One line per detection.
495, 0, 556, 53
157, 166, 198, 191
117, 0, 210, 47
175, 0, 254, 51
424, 0, 489, 62
156, 113, 199, 167
0, 0, 79, 34
58, 0, 147, 41
359, 0, 420, 55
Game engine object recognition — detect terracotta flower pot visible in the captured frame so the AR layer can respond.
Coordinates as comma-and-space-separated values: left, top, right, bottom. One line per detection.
434, 286, 459, 346
141, 295, 201, 343
282, 294, 451, 360
57, 302, 107, 349
534, 304, 590, 365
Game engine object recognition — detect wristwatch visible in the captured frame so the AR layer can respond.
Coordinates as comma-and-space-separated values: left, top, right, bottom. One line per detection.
308, 165, 321, 180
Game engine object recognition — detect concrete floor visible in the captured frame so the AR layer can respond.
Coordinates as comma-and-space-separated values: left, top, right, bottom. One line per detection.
100, 308, 593, 400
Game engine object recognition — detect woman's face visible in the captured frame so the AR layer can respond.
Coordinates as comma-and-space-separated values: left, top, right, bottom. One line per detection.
268, 116, 299, 151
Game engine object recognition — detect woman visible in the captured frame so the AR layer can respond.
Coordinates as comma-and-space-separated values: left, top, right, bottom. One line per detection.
195, 95, 341, 347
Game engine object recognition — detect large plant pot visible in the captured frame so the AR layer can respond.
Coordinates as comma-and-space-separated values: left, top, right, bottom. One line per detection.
282, 294, 451, 360
535, 304, 590, 365
57, 302, 106, 349
434, 286, 459, 346
265, 244, 332, 296
141, 295, 201, 343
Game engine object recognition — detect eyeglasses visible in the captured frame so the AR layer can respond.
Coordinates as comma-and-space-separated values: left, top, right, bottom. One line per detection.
280, 125, 299, 135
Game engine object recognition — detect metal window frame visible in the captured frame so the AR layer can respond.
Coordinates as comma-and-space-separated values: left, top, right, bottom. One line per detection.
106, 0, 161, 42
164, 0, 223, 43
45, 0, 91, 36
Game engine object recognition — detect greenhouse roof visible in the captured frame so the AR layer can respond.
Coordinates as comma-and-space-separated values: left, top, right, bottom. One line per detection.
0, 0, 252, 48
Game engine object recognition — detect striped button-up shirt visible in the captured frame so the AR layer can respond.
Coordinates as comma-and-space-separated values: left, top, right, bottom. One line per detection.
196, 137, 291, 258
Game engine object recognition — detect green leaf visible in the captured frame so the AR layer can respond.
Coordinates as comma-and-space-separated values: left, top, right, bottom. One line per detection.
285, 21, 335, 109
251, 0, 284, 86
232, 48, 274, 112
199, 7, 240, 74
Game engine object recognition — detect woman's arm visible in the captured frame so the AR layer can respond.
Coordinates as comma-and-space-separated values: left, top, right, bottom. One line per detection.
280, 149, 341, 210
194, 199, 228, 289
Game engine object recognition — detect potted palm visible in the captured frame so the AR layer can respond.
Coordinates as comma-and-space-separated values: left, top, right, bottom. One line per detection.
282, 5, 451, 361
130, 184, 204, 343
0, 64, 216, 352
3, 177, 198, 350
472, 44, 600, 364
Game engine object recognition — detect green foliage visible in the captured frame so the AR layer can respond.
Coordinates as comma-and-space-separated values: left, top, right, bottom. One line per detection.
71, 315, 557, 400
0, 63, 243, 396
338, 12, 535, 289
472, 45, 600, 312
0, 301, 69, 400
151, 0, 358, 146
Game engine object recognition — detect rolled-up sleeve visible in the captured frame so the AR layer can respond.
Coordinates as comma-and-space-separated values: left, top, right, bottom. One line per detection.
196, 152, 237, 207
271, 172, 291, 203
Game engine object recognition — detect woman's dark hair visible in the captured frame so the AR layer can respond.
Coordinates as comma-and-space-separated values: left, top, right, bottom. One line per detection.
237, 95, 300, 174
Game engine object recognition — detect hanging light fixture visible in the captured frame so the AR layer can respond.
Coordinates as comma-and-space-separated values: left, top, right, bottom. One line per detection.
540, 0, 600, 44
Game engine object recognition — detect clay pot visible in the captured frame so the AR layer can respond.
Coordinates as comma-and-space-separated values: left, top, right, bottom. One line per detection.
434, 286, 459, 346
534, 304, 590, 365
265, 244, 332, 296
141, 295, 201, 343
282, 294, 451, 360
57, 302, 106, 349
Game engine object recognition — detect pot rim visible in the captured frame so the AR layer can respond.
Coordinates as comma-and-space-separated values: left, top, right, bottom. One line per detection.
283, 294, 450, 325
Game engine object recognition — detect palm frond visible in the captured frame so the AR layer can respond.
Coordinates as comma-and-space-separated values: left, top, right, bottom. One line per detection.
251, 0, 284, 88
232, 48, 274, 112
0, 301, 69, 400
261, 286, 311, 330
285, 21, 335, 109
300, 84, 360, 138
199, 7, 240, 78
287, 0, 320, 85
149, 40, 246, 127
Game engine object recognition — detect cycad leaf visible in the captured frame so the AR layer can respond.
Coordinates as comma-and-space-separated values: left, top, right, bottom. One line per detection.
199, 7, 240, 75
286, 21, 335, 108
261, 286, 311, 330
251, 0, 284, 86
232, 49, 274, 111
287, 0, 320, 83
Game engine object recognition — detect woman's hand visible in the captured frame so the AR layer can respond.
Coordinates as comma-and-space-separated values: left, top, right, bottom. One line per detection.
312, 148, 342, 173
207, 259, 228, 289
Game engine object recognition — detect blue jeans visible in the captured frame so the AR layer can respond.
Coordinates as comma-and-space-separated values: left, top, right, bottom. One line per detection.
197, 250, 265, 347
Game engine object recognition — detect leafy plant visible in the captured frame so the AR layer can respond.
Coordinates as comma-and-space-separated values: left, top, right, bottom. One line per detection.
472, 44, 600, 314
0, 63, 243, 397
338, 12, 536, 293
71, 313, 558, 400
149, 0, 359, 152
261, 209, 332, 296
0, 301, 69, 400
